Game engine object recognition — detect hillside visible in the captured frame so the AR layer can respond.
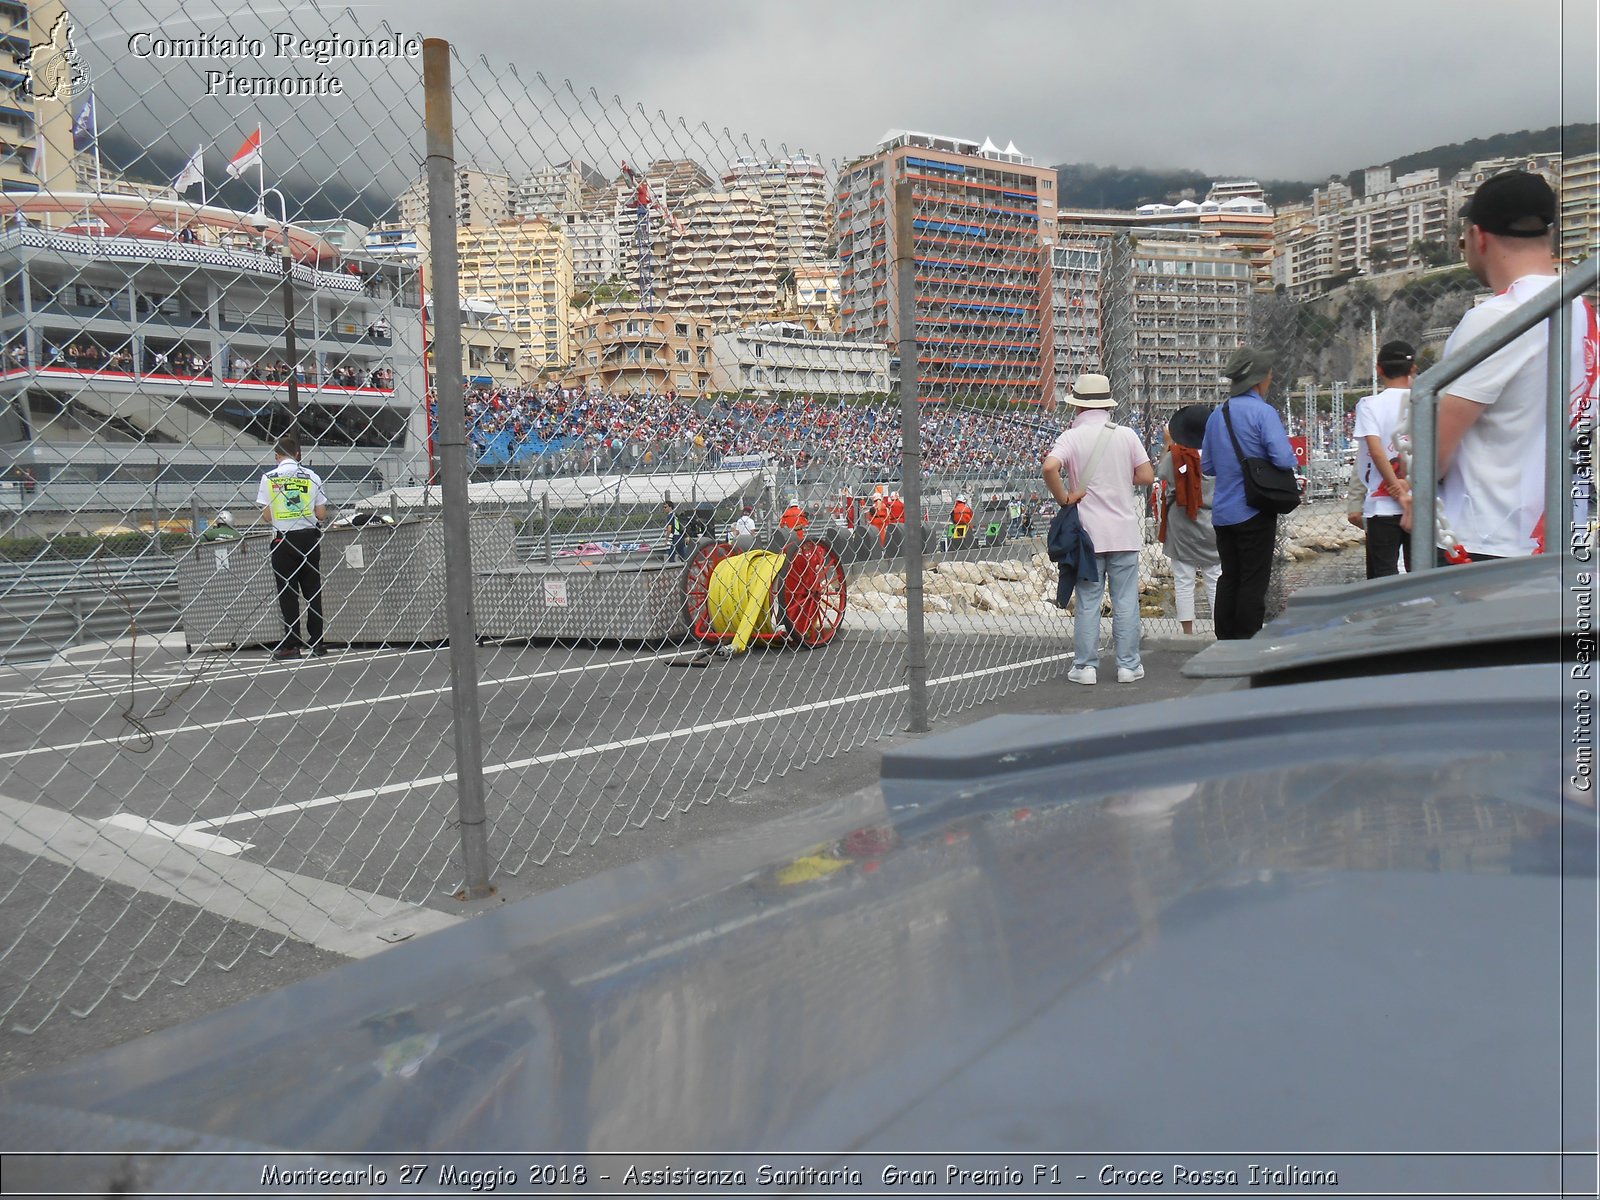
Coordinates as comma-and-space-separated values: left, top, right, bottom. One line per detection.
1053, 122, 1598, 211
1351, 123, 1598, 195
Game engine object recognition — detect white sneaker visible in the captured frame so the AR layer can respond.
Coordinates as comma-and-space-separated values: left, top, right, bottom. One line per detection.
1116, 665, 1145, 683
1068, 665, 1097, 686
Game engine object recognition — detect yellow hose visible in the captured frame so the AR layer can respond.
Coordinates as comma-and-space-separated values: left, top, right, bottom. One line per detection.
705, 549, 787, 653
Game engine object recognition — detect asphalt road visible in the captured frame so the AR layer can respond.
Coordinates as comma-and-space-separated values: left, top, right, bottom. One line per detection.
0, 625, 1209, 1079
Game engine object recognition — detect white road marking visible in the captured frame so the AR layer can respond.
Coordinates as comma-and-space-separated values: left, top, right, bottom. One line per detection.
0, 647, 688, 763
100, 812, 255, 856
0, 643, 439, 713
0, 792, 458, 957
176, 650, 1074, 836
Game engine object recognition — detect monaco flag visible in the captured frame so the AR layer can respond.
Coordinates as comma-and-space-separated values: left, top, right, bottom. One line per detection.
224, 128, 261, 180
173, 147, 204, 193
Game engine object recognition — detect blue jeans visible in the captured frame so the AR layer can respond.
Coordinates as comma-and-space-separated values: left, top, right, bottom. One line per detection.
1073, 550, 1142, 672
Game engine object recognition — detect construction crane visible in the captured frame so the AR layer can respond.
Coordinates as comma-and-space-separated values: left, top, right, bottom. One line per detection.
620, 161, 682, 310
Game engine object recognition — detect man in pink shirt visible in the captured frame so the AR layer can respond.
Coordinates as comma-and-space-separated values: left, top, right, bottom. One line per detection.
1043, 373, 1155, 685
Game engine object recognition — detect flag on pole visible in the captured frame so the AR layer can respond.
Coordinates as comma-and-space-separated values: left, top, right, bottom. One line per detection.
173, 147, 204, 193
29, 135, 44, 179
71, 94, 95, 152
224, 128, 261, 180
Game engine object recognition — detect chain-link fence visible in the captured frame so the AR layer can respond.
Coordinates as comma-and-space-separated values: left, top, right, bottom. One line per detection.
0, 2, 1544, 1038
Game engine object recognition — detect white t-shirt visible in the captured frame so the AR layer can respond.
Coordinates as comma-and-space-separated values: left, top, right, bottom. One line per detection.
255, 459, 327, 532
1353, 387, 1407, 519
1046, 412, 1150, 553
733, 513, 757, 538
1440, 274, 1587, 558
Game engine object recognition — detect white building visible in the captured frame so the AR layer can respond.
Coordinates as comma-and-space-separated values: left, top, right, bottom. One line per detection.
514, 160, 607, 219
722, 155, 833, 266
561, 212, 621, 289
665, 190, 782, 327
710, 322, 889, 397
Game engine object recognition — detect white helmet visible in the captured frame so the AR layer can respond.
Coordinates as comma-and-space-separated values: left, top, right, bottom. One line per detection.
956, 494, 969, 503
216, 510, 234, 525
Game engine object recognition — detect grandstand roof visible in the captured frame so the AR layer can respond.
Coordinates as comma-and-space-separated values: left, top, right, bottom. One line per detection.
2, 192, 342, 265
354, 468, 769, 513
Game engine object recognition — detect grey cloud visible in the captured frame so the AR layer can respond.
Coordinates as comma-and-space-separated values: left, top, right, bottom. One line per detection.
63, 0, 1599, 218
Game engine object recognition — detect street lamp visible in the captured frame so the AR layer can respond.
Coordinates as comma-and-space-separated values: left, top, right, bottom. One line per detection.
254, 187, 299, 443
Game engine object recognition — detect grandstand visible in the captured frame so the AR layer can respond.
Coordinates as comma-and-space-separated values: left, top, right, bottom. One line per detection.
0, 192, 426, 531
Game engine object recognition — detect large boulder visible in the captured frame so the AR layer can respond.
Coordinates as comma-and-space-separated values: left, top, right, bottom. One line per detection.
973, 585, 1010, 612
987, 559, 1032, 582
935, 560, 988, 585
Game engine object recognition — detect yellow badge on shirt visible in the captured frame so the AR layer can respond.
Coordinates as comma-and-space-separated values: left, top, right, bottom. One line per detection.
268, 475, 313, 522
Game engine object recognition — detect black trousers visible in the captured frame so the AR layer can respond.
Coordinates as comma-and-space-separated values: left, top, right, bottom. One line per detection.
1213, 511, 1277, 640
1365, 514, 1410, 578
271, 528, 323, 651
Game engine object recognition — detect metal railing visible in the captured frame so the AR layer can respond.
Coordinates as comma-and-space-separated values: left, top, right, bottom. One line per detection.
1410, 256, 1598, 568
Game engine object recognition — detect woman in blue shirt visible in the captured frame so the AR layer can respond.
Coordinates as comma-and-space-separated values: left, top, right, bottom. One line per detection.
1201, 347, 1299, 640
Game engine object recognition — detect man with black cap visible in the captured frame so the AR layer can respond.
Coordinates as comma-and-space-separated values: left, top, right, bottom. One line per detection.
1438, 169, 1591, 561
1201, 346, 1297, 640
1353, 340, 1417, 577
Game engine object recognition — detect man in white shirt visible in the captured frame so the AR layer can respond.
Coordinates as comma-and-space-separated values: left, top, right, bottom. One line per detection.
1439, 170, 1587, 562
1353, 340, 1417, 577
732, 505, 758, 551
256, 433, 329, 659
1042, 373, 1155, 685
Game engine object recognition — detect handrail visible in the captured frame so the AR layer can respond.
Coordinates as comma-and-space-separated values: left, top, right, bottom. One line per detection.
1409, 255, 1599, 570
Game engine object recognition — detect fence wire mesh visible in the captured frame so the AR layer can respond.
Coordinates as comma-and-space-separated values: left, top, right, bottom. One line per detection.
0, 1, 1531, 1037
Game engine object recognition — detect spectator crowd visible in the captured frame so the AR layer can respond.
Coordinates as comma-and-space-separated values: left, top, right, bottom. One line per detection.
461, 383, 1068, 477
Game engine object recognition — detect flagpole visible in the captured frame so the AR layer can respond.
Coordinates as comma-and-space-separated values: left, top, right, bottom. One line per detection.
257, 125, 265, 211
90, 87, 102, 193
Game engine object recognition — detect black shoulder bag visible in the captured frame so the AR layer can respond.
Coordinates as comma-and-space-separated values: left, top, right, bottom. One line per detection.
1220, 399, 1300, 515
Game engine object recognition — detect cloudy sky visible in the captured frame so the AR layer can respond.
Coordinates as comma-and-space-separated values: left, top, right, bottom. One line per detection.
69, 0, 1599, 208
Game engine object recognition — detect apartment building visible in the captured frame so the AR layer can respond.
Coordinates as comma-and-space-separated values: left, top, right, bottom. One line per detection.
422, 294, 520, 390
609, 158, 714, 305
836, 130, 1057, 405
1561, 151, 1600, 264
566, 306, 714, 396
455, 217, 573, 382
664, 189, 781, 326
561, 212, 621, 289
793, 260, 841, 326
709, 321, 889, 398
364, 223, 423, 265
0, 0, 37, 192
1, 0, 66, 194
1108, 229, 1251, 417
1050, 239, 1109, 389
398, 167, 512, 233
723, 155, 833, 265
1061, 182, 1273, 291
1274, 154, 1567, 296
513, 160, 606, 220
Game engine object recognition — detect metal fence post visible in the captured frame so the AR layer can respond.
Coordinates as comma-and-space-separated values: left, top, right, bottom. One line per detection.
1545, 303, 1572, 561
424, 38, 494, 898
542, 492, 553, 564
894, 180, 930, 734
